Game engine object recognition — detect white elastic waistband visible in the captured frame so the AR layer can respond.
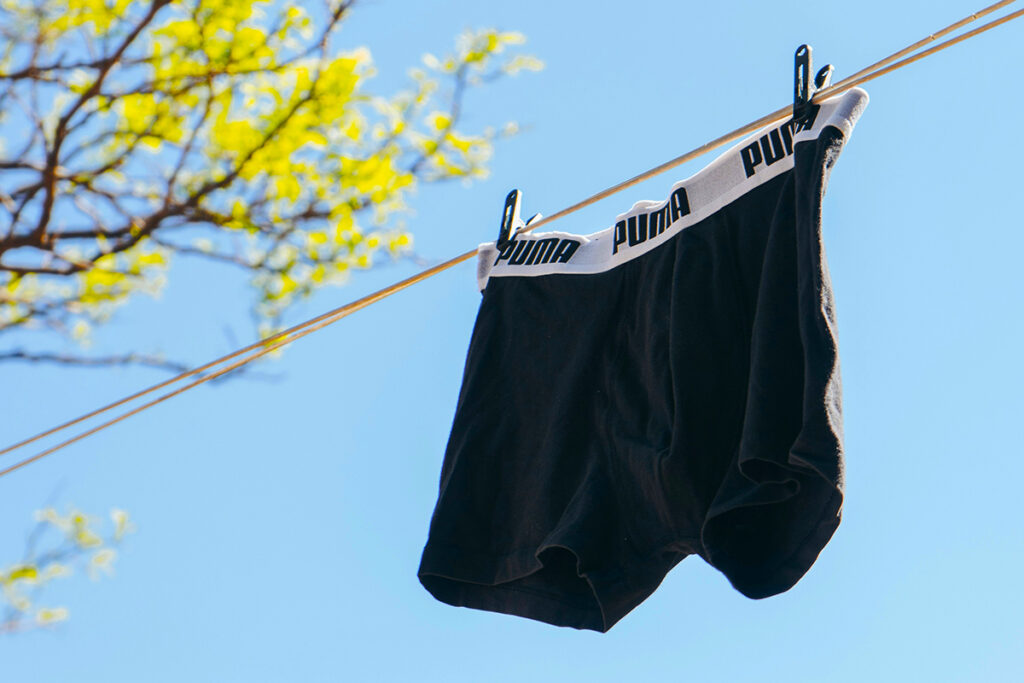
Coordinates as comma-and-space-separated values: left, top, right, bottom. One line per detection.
477, 88, 868, 290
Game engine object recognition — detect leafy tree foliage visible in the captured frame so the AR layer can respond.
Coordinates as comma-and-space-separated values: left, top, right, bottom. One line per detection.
1, 506, 133, 634
0, 0, 541, 368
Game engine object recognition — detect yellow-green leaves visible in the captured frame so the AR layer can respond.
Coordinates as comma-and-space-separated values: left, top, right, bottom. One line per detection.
47, 0, 130, 33
453, 28, 539, 70
505, 55, 545, 76
0, 1, 542, 357
4, 565, 39, 583
111, 508, 135, 540
117, 92, 186, 148
1, 506, 132, 634
72, 244, 168, 338
35, 607, 70, 625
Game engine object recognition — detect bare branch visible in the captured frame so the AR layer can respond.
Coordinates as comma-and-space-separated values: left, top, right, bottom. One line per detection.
150, 235, 254, 269
0, 349, 190, 373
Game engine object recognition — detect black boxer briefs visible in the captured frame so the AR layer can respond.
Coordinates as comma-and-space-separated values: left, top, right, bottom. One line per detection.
418, 88, 868, 632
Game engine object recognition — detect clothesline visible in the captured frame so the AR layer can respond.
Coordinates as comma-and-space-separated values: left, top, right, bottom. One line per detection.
1, 0, 1021, 479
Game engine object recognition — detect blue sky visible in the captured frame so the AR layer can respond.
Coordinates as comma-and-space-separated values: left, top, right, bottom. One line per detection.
2, 0, 1023, 681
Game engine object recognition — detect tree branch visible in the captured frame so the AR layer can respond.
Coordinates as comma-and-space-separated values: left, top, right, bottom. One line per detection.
150, 236, 254, 269
33, 0, 172, 242
0, 349, 190, 373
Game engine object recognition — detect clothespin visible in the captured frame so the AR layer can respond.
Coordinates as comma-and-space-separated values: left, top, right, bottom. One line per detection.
497, 189, 541, 248
793, 44, 834, 125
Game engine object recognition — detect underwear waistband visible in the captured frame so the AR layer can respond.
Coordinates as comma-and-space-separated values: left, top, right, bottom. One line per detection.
476, 87, 868, 290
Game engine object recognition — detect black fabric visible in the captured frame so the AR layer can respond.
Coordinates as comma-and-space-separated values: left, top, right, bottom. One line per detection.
419, 126, 849, 632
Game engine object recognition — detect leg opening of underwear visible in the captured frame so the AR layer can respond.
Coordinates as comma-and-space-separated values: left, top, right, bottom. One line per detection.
418, 545, 609, 631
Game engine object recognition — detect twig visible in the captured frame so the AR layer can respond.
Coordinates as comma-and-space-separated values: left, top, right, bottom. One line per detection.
0, 349, 190, 373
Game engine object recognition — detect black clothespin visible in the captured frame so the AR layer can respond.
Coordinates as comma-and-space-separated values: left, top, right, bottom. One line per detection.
793, 44, 834, 125
496, 189, 541, 248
